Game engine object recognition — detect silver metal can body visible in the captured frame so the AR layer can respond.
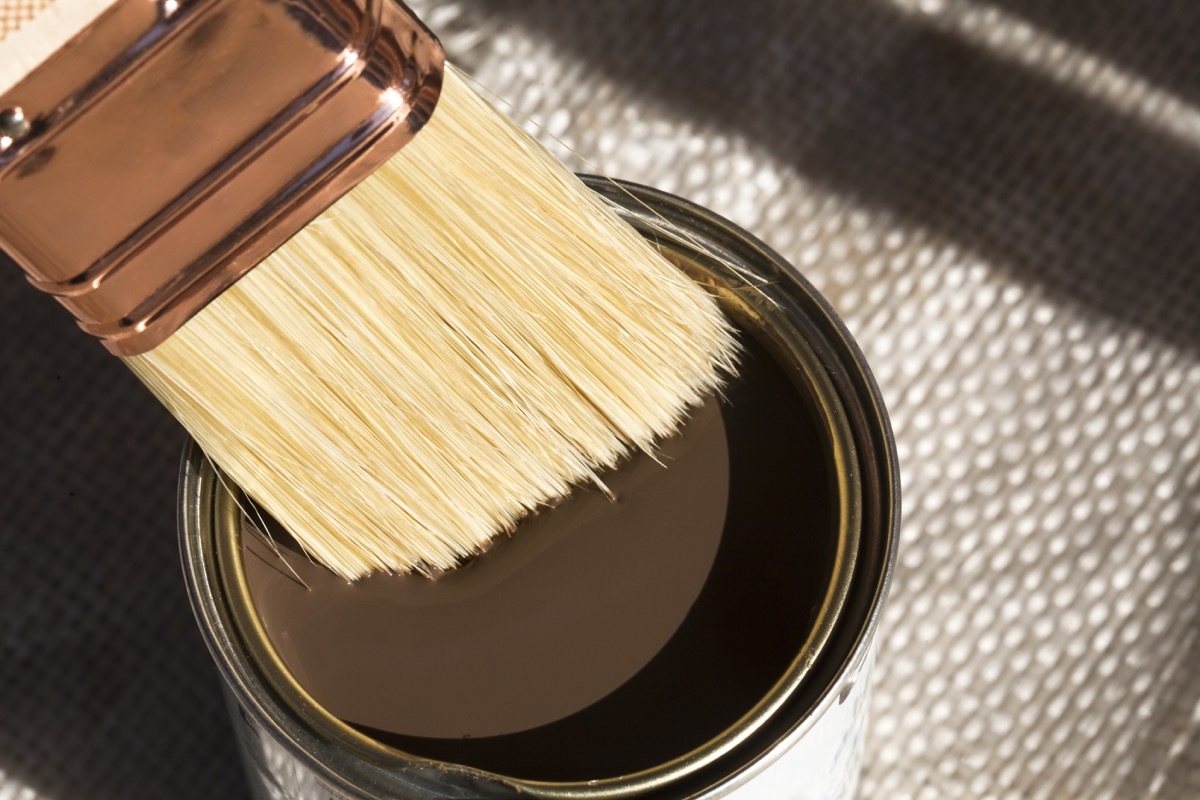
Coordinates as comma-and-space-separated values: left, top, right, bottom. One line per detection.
222, 651, 875, 800
180, 177, 899, 800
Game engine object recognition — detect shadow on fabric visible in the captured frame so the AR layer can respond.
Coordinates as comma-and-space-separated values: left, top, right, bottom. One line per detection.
0, 258, 250, 800
477, 0, 1200, 358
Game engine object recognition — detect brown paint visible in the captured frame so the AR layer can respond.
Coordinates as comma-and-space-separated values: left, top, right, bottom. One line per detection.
241, 332, 837, 782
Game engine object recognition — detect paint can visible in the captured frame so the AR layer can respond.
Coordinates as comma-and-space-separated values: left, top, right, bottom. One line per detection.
179, 177, 899, 800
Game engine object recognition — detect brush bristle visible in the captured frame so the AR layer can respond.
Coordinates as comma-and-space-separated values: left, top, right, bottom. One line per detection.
125, 66, 737, 580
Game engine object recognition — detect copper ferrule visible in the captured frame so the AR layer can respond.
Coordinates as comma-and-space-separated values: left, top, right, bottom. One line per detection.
0, 0, 444, 355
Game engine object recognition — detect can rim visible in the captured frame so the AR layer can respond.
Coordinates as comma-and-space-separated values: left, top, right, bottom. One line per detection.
179, 176, 900, 799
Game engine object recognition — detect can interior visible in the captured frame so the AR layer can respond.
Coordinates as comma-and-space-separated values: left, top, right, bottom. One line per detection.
182, 178, 891, 800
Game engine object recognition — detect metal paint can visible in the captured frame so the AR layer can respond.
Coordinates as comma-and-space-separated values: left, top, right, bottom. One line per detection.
179, 177, 899, 800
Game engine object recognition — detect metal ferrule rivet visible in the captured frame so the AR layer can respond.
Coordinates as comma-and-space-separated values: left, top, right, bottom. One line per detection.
0, 107, 31, 151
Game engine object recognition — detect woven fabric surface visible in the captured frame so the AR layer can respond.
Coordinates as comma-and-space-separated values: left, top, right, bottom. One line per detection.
0, 0, 44, 39
2, 1, 1198, 799
0, 0, 44, 38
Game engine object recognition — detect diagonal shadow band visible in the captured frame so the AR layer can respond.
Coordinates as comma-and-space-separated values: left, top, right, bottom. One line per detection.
474, 0, 1200, 356
0, 268, 251, 800
992, 0, 1200, 107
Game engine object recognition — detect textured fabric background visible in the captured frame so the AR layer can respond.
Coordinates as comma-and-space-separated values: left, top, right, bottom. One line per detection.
0, 0, 42, 39
1, 1, 1197, 799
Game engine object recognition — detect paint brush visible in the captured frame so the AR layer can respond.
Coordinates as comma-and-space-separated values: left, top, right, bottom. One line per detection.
0, 0, 736, 579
